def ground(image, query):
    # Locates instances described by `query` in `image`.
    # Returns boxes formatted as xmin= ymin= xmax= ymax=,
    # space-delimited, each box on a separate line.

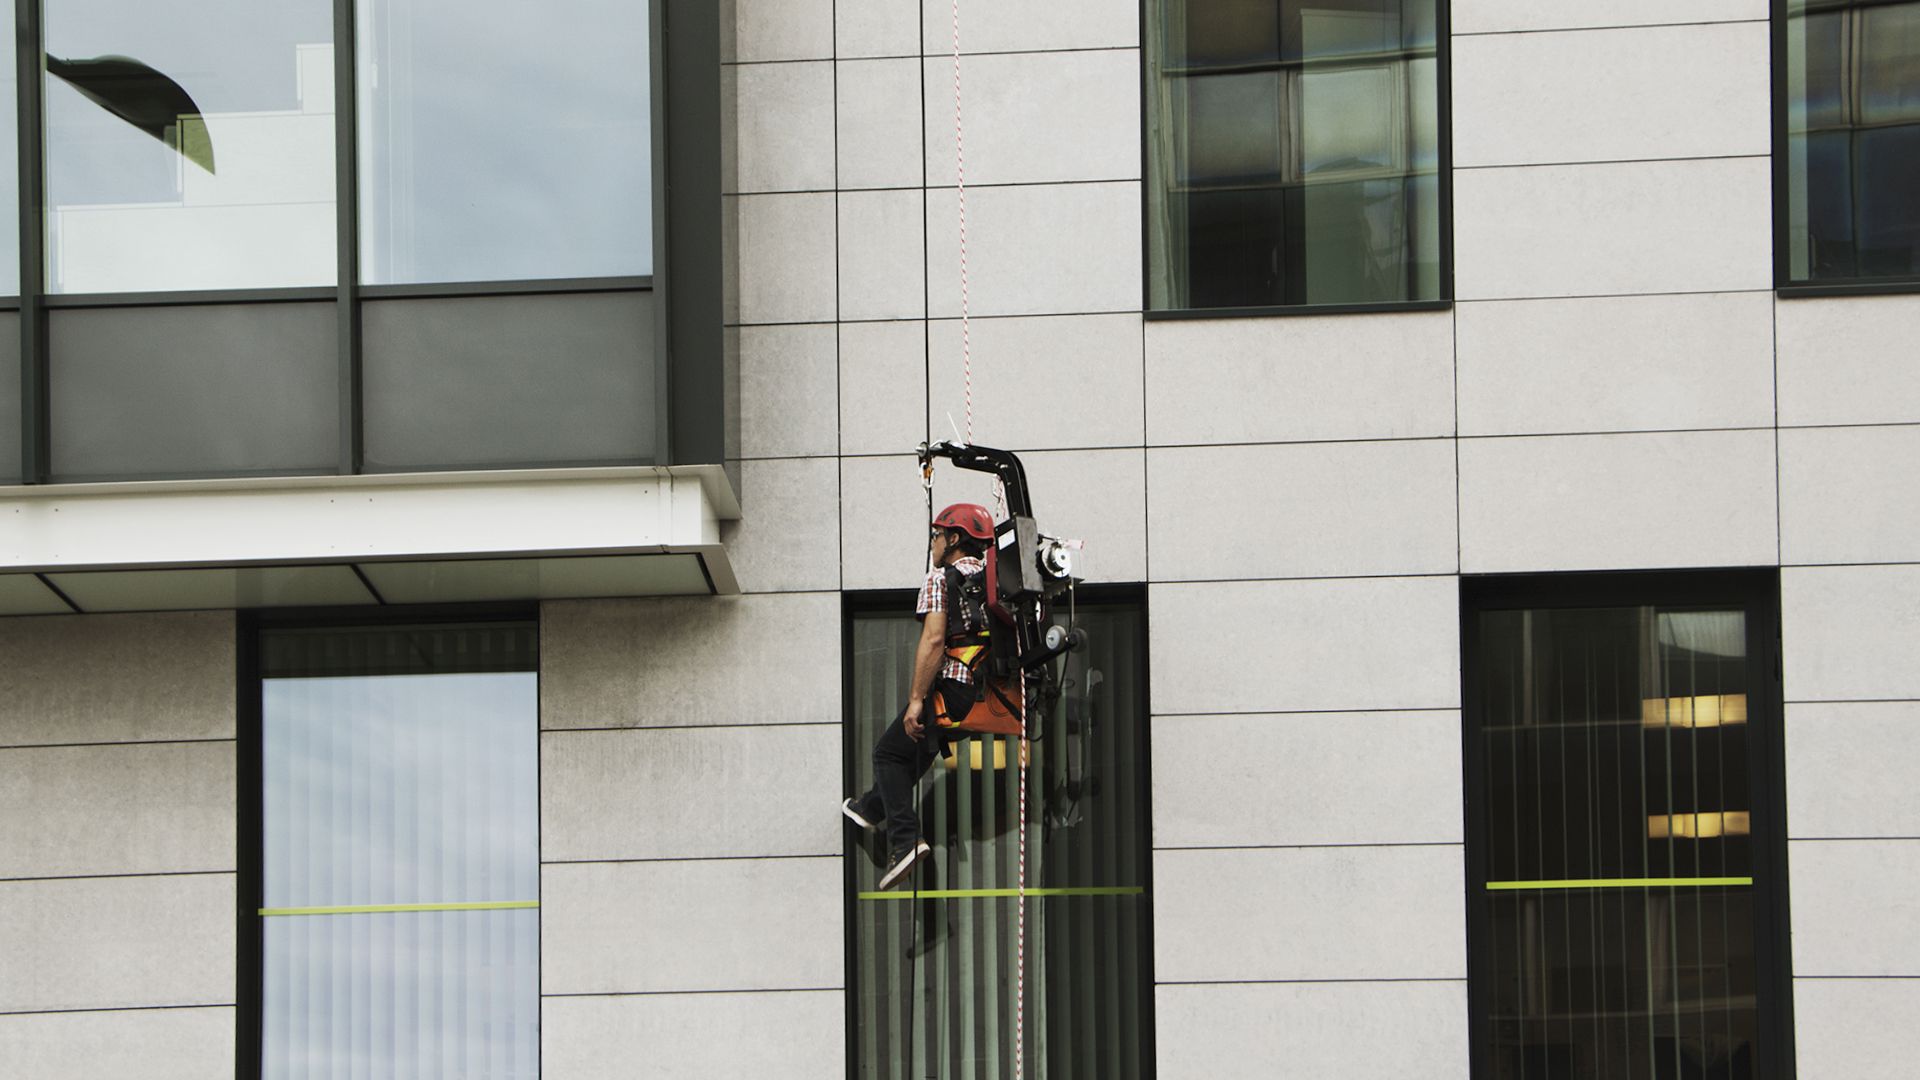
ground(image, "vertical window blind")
xmin=845 ymin=600 xmax=1152 ymax=1078
xmin=1470 ymin=597 xmax=1774 ymax=1080
xmin=257 ymin=623 xmax=539 ymax=1079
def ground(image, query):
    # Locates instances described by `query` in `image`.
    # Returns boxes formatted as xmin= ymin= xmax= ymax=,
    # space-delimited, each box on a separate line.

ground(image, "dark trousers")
xmin=851 ymin=679 xmax=974 ymax=855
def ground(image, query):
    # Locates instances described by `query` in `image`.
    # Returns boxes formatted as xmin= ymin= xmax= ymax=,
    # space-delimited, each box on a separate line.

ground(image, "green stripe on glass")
xmin=857 ymin=886 xmax=1145 ymax=902
xmin=1486 ymin=877 xmax=1752 ymax=892
xmin=259 ymin=900 xmax=541 ymax=916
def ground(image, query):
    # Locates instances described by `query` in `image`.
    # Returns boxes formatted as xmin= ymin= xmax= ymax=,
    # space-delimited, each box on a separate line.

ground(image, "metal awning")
xmin=0 ymin=466 xmax=740 ymax=615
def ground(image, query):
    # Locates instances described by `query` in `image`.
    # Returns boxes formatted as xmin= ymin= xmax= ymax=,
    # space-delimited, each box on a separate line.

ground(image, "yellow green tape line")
xmin=259 ymin=901 xmax=540 ymax=916
xmin=1487 ymin=877 xmax=1751 ymax=892
xmin=858 ymin=886 xmax=1143 ymax=901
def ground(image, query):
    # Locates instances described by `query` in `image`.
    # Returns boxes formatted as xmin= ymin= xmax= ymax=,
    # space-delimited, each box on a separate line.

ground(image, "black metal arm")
xmin=916 ymin=440 xmax=1035 ymax=519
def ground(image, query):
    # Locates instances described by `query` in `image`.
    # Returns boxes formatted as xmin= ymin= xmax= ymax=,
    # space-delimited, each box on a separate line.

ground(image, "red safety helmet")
xmin=933 ymin=502 xmax=995 ymax=542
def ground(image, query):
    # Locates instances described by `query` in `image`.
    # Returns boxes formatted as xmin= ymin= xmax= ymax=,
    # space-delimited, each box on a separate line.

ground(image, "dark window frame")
xmin=1459 ymin=569 xmax=1796 ymax=1080
xmin=8 ymin=0 xmax=726 ymax=482
xmin=839 ymin=583 xmax=1157 ymax=1080
xmin=236 ymin=602 xmax=542 ymax=1080
xmin=1138 ymin=0 xmax=1455 ymax=320
xmin=1772 ymin=0 xmax=1920 ymax=298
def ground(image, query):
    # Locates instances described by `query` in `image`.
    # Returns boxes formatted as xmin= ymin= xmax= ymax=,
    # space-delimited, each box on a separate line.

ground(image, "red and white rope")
xmin=1016 ymin=679 xmax=1028 ymax=1080
xmin=949 ymin=4 xmax=1021 ymax=1077
xmin=950 ymin=0 xmax=974 ymax=448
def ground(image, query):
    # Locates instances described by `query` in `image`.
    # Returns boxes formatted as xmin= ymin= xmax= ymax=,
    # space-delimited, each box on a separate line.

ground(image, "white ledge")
xmin=0 ymin=466 xmax=743 ymax=610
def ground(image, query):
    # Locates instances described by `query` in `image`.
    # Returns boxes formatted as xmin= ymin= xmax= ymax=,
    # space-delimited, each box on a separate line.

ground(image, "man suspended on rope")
xmin=842 ymin=502 xmax=997 ymax=890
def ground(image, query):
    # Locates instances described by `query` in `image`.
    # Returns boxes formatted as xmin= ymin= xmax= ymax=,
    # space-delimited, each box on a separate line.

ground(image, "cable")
xmin=907 ymin=758 xmax=923 ymax=1080
xmin=940 ymin=3 xmax=1028 ymax=1066
xmin=1016 ymin=661 xmax=1028 ymax=1080
xmin=909 ymin=467 xmax=934 ymax=1080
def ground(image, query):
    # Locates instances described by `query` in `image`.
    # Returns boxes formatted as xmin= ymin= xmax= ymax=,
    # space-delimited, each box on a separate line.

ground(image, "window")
xmin=44 ymin=0 xmax=337 ymax=293
xmin=1781 ymin=0 xmax=1920 ymax=287
xmin=1145 ymin=0 xmax=1445 ymax=311
xmin=356 ymin=0 xmax=653 ymax=284
xmin=3 ymin=0 xmax=728 ymax=485
xmin=246 ymin=621 xmax=540 ymax=1079
xmin=1462 ymin=572 xmax=1794 ymax=1080
xmin=843 ymin=592 xmax=1153 ymax=1078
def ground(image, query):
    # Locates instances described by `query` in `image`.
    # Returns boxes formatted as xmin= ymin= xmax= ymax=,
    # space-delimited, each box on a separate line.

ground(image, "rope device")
xmin=914 ymin=441 xmax=1084 ymax=1079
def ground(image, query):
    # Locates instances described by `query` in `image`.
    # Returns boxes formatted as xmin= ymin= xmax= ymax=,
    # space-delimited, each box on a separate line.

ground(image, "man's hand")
xmin=903 ymin=698 xmax=926 ymax=740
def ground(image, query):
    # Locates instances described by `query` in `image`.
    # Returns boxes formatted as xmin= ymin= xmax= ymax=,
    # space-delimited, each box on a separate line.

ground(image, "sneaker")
xmin=877 ymin=841 xmax=932 ymax=891
xmin=842 ymin=797 xmax=880 ymax=832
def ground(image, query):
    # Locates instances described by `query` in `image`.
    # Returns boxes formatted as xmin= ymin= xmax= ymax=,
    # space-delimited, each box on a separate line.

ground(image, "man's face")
xmin=929 ymin=528 xmax=951 ymax=563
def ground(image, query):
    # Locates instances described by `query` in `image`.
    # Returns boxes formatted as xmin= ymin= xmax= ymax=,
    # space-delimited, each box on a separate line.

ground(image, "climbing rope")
xmin=950 ymin=0 xmax=973 ymax=449
xmin=947 ymin=5 xmax=1026 ymax=1075
xmin=907 ymin=5 xmax=1024 ymax=1077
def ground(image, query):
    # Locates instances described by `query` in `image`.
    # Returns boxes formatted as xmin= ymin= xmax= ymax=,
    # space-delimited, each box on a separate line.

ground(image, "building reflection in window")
xmin=1474 ymin=604 xmax=1762 ymax=1080
xmin=1785 ymin=0 xmax=1920 ymax=283
xmin=1146 ymin=0 xmax=1442 ymax=309
xmin=44 ymin=0 xmax=337 ymax=293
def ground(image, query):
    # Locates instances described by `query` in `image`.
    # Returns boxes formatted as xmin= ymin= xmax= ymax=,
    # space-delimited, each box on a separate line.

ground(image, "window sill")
xmin=1776 ymin=280 xmax=1920 ymax=300
xmin=1144 ymin=299 xmax=1452 ymax=320
xmin=18 ymin=277 xmax=655 ymax=309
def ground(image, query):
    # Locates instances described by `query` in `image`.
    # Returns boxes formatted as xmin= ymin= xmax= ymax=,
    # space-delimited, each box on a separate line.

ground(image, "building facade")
xmin=3 ymin=0 xmax=1917 ymax=1076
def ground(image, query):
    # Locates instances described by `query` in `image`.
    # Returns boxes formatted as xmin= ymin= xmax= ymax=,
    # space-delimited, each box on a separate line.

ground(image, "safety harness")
xmin=931 ymin=555 xmax=1026 ymax=736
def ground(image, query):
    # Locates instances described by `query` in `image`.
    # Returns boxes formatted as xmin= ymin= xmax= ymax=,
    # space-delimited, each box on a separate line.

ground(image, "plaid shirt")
xmin=917 ymin=555 xmax=986 ymax=683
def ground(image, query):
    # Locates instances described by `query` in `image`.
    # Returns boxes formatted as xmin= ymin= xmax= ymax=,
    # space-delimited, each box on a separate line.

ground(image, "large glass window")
xmin=1463 ymin=573 xmax=1793 ymax=1080
xmin=1783 ymin=0 xmax=1920 ymax=286
xmin=356 ymin=0 xmax=653 ymax=285
xmin=844 ymin=594 xmax=1152 ymax=1078
xmin=255 ymin=622 xmax=539 ymax=1079
xmin=43 ymin=0 xmax=337 ymax=293
xmin=1146 ymin=0 xmax=1443 ymax=310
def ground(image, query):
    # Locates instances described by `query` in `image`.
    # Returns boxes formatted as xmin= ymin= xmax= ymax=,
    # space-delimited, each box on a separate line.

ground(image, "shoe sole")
xmin=842 ymin=799 xmax=880 ymax=831
xmin=878 ymin=841 xmax=932 ymax=890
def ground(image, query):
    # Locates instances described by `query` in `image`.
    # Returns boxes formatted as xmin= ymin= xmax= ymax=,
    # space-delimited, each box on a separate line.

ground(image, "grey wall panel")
xmin=0 ymin=741 xmax=235 ymax=878
xmin=1794 ymin=977 xmax=1920 ymax=1080
xmin=543 ymin=991 xmax=844 ymax=1079
xmin=0 ymin=611 xmax=236 ymax=746
xmin=1157 ymin=982 xmax=1468 ymax=1080
xmin=0 ymin=313 xmax=18 ymax=483
xmin=1153 ymin=711 xmax=1464 ymax=849
xmin=0 ymin=1007 xmax=234 ymax=1080
xmin=0 ymin=874 xmax=235 ymax=1012
xmin=541 ymin=857 xmax=840 ymax=995
xmin=540 ymin=594 xmax=840 ymax=730
xmin=49 ymin=303 xmax=336 ymax=482
xmin=1154 ymin=846 xmax=1467 ymax=983
xmin=362 ymin=292 xmax=657 ymax=471
xmin=541 ymin=725 xmax=838 ymax=863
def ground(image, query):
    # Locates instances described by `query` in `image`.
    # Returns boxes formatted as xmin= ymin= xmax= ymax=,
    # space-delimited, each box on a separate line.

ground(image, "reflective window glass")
xmin=43 ymin=0 xmax=336 ymax=293
xmin=1147 ymin=0 xmax=1443 ymax=309
xmin=845 ymin=598 xmax=1152 ymax=1077
xmin=1785 ymin=0 xmax=1920 ymax=283
xmin=258 ymin=623 xmax=539 ymax=1080
xmin=357 ymin=0 xmax=652 ymax=284
xmin=0 ymin=0 xmax=17 ymax=297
